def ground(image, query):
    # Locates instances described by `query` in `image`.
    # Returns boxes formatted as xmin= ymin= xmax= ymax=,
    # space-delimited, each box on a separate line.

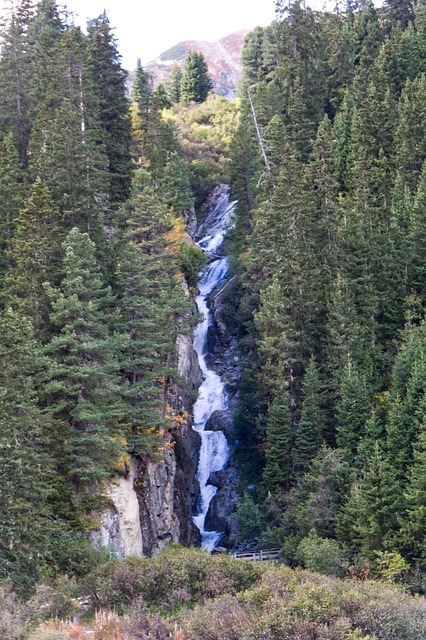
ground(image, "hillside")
xmin=145 ymin=29 xmax=249 ymax=100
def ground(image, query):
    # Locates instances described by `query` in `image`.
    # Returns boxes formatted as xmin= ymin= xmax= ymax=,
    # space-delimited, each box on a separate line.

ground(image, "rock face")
xmin=133 ymin=333 xmax=203 ymax=554
xmin=203 ymin=278 xmax=241 ymax=545
xmin=205 ymin=467 xmax=239 ymax=532
xmin=92 ymin=283 xmax=202 ymax=557
xmin=90 ymin=458 xmax=143 ymax=557
xmin=144 ymin=30 xmax=250 ymax=101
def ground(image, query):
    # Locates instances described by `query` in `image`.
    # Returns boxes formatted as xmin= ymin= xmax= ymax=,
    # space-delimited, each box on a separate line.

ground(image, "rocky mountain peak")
xmin=145 ymin=29 xmax=250 ymax=100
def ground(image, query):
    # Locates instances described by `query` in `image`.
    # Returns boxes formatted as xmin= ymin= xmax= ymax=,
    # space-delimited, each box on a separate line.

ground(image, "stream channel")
xmin=192 ymin=186 xmax=236 ymax=551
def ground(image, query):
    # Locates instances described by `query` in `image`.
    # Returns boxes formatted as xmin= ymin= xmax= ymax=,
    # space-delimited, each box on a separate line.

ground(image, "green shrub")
xmin=297 ymin=530 xmax=349 ymax=577
xmin=178 ymin=242 xmax=206 ymax=288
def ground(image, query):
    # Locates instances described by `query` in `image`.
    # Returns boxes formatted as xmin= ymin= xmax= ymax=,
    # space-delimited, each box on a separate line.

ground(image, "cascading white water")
xmin=192 ymin=187 xmax=236 ymax=551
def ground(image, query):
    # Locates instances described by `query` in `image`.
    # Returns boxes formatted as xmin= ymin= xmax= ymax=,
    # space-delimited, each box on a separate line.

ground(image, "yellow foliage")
xmin=114 ymin=451 xmax=132 ymax=476
xmin=165 ymin=402 xmax=190 ymax=431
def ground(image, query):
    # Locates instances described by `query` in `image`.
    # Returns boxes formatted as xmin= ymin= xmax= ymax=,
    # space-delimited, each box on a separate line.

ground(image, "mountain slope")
xmin=145 ymin=29 xmax=250 ymax=100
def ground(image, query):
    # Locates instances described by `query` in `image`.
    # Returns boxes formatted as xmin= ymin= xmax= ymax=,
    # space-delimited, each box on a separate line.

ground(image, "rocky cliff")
xmin=145 ymin=30 xmax=249 ymax=100
xmin=91 ymin=263 xmax=203 ymax=557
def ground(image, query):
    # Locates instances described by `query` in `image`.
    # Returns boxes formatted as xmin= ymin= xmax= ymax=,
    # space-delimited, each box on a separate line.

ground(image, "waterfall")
xmin=192 ymin=186 xmax=236 ymax=551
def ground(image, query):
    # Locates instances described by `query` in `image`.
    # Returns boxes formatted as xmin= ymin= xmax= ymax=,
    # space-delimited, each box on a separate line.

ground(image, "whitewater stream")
xmin=192 ymin=187 xmax=236 ymax=551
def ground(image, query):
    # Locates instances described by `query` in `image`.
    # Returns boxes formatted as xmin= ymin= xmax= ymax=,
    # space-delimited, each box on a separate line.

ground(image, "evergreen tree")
xmin=180 ymin=51 xmax=212 ymax=103
xmin=385 ymin=331 xmax=426 ymax=478
xmin=294 ymin=357 xmax=326 ymax=473
xmin=254 ymin=147 xmax=324 ymax=393
xmin=0 ymin=307 xmax=53 ymax=592
xmin=45 ymin=228 xmax=125 ymax=490
xmin=335 ymin=358 xmax=370 ymax=462
xmin=290 ymin=446 xmax=352 ymax=540
xmin=87 ymin=12 xmax=132 ymax=203
xmin=401 ymin=420 xmax=426 ymax=567
xmin=142 ymin=89 xmax=179 ymax=186
xmin=394 ymin=74 xmax=426 ymax=193
xmin=166 ymin=63 xmax=182 ymax=104
xmin=118 ymin=170 xmax=192 ymax=450
xmin=0 ymin=1 xmax=34 ymax=165
xmin=3 ymin=177 xmax=62 ymax=337
xmin=338 ymin=444 xmax=403 ymax=555
xmin=0 ymin=132 xmax=26 ymax=271
xmin=159 ymin=151 xmax=194 ymax=212
xmin=28 ymin=26 xmax=110 ymax=233
xmin=410 ymin=161 xmax=426 ymax=300
xmin=263 ymin=389 xmax=293 ymax=493
xmin=132 ymin=58 xmax=152 ymax=130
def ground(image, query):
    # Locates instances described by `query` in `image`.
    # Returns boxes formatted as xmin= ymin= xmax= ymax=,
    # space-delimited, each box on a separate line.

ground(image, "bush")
xmin=0 ymin=586 xmax=33 ymax=640
xmin=297 ymin=530 xmax=349 ymax=577
xmin=82 ymin=545 xmax=262 ymax=614
xmin=178 ymin=242 xmax=206 ymax=289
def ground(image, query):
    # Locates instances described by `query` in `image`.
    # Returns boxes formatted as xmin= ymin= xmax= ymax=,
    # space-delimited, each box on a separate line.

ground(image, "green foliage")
xmin=0 ymin=308 xmax=53 ymax=593
xmin=3 ymin=178 xmax=62 ymax=337
xmin=169 ymin=96 xmax=239 ymax=208
xmin=45 ymin=227 xmax=125 ymax=489
xmin=166 ymin=64 xmax=183 ymax=104
xmin=234 ymin=492 xmax=265 ymax=544
xmin=180 ymin=51 xmax=212 ymax=104
xmin=263 ymin=389 xmax=293 ymax=492
xmin=0 ymin=133 xmax=26 ymax=272
xmin=296 ymin=530 xmax=348 ymax=577
xmin=374 ymin=550 xmax=410 ymax=582
xmin=178 ymin=241 xmax=206 ymax=289
xmin=87 ymin=12 xmax=133 ymax=203
xmin=132 ymin=58 xmax=152 ymax=128
xmin=82 ymin=546 xmax=262 ymax=614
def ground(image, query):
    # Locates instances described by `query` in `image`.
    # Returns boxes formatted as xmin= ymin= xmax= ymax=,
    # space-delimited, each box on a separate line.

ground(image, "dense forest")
xmin=227 ymin=0 xmax=426 ymax=593
xmin=1 ymin=0 xmax=426 ymax=636
xmin=0 ymin=0 xmax=209 ymax=593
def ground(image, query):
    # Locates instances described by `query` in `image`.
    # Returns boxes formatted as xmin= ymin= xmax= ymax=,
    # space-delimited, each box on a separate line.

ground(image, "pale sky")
xmin=63 ymin=0 xmax=277 ymax=69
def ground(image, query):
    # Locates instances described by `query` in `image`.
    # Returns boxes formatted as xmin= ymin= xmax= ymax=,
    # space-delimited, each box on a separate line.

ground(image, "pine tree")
xmin=142 ymin=89 xmax=179 ymax=186
xmin=87 ymin=12 xmax=132 ymax=203
xmin=383 ymin=0 xmax=414 ymax=29
xmin=28 ymin=27 xmax=110 ymax=233
xmin=0 ymin=307 xmax=53 ymax=591
xmin=338 ymin=444 xmax=403 ymax=555
xmin=291 ymin=446 xmax=352 ymax=539
xmin=385 ymin=331 xmax=426 ymax=478
xmin=180 ymin=51 xmax=212 ymax=103
xmin=0 ymin=132 xmax=26 ymax=272
xmin=401 ymin=421 xmax=426 ymax=567
xmin=294 ymin=357 xmax=326 ymax=473
xmin=394 ymin=74 xmax=426 ymax=193
xmin=166 ymin=64 xmax=182 ymax=104
xmin=159 ymin=151 xmax=194 ymax=212
xmin=45 ymin=228 xmax=125 ymax=490
xmin=132 ymin=58 xmax=152 ymax=130
xmin=410 ymin=161 xmax=426 ymax=300
xmin=118 ymin=170 xmax=192 ymax=450
xmin=335 ymin=358 xmax=370 ymax=462
xmin=263 ymin=389 xmax=293 ymax=493
xmin=0 ymin=1 xmax=34 ymax=165
xmin=254 ymin=147 xmax=325 ymax=393
xmin=3 ymin=177 xmax=62 ymax=337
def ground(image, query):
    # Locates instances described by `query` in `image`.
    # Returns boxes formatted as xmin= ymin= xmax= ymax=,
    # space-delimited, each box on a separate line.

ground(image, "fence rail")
xmin=231 ymin=548 xmax=281 ymax=562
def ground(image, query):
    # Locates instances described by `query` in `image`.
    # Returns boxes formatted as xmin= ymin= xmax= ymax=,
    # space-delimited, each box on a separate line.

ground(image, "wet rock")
xmin=205 ymin=410 xmax=233 ymax=438
xmin=205 ymin=467 xmax=239 ymax=533
xmin=185 ymin=209 xmax=198 ymax=240
xmin=177 ymin=333 xmax=203 ymax=392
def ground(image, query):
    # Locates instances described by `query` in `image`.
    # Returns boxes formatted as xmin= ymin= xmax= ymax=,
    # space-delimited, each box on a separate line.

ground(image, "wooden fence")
xmin=231 ymin=548 xmax=281 ymax=562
